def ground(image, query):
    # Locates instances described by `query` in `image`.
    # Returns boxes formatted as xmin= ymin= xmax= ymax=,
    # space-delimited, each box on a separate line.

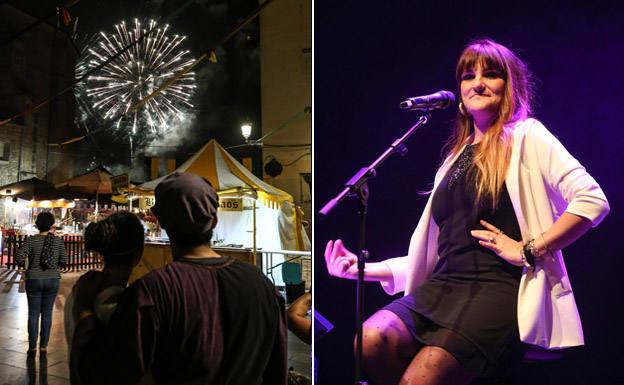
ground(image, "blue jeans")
xmin=25 ymin=278 xmax=60 ymax=350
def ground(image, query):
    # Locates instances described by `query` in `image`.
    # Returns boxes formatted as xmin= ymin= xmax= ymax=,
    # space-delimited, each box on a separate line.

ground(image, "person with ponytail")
xmin=16 ymin=211 xmax=67 ymax=359
xmin=325 ymin=38 xmax=610 ymax=384
xmin=64 ymin=212 xmax=144 ymax=352
xmin=70 ymin=173 xmax=287 ymax=385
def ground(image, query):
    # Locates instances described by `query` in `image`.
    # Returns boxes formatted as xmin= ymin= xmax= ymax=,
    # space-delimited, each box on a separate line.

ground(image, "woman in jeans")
xmin=16 ymin=212 xmax=67 ymax=358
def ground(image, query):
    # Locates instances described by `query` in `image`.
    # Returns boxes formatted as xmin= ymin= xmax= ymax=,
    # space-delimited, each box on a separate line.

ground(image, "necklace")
xmin=448 ymin=144 xmax=476 ymax=189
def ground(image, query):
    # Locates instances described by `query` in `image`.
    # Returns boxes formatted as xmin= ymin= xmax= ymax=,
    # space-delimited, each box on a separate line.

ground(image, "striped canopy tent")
xmin=132 ymin=140 xmax=307 ymax=259
xmin=133 ymin=139 xmax=293 ymax=208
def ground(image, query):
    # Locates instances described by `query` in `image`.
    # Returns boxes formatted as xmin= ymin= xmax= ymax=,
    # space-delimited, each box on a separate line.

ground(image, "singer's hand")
xmin=471 ymin=220 xmax=525 ymax=266
xmin=324 ymin=239 xmax=358 ymax=279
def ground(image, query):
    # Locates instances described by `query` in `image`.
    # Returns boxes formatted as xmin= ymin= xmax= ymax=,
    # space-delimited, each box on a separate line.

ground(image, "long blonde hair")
xmin=446 ymin=39 xmax=534 ymax=209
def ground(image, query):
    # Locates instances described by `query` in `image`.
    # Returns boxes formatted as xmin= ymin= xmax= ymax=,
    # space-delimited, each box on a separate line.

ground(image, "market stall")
xmin=56 ymin=165 xmax=114 ymax=217
xmin=0 ymin=177 xmax=77 ymax=233
xmin=129 ymin=139 xmax=310 ymax=285
xmin=0 ymin=178 xmax=87 ymax=268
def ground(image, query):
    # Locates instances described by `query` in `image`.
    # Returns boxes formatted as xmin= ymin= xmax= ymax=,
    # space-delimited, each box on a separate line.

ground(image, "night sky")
xmin=9 ymin=0 xmax=262 ymax=180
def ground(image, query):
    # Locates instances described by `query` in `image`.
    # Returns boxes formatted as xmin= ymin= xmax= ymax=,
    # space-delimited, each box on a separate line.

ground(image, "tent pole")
xmin=3 ymin=198 xmax=7 ymax=228
xmin=253 ymin=199 xmax=256 ymax=266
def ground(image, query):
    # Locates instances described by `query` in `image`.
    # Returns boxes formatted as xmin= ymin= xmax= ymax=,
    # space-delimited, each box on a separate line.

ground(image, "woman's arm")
xmin=14 ymin=238 xmax=31 ymax=267
xmin=325 ymin=239 xmax=393 ymax=283
xmin=530 ymin=121 xmax=609 ymax=255
xmin=472 ymin=215 xmax=593 ymax=266
xmin=532 ymin=121 xmax=610 ymax=226
xmin=533 ymin=212 xmax=592 ymax=256
xmin=287 ymin=292 xmax=311 ymax=344
xmin=472 ymin=122 xmax=609 ymax=265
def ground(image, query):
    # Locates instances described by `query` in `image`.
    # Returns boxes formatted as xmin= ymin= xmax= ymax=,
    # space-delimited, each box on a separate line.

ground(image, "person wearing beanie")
xmin=70 ymin=172 xmax=287 ymax=385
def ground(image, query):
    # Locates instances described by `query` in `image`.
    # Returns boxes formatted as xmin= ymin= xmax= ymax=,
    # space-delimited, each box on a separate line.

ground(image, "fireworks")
xmin=76 ymin=19 xmax=196 ymax=141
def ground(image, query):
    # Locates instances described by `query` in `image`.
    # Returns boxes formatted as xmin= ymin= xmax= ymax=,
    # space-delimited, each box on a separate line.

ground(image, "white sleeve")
xmin=379 ymin=256 xmax=408 ymax=295
xmin=527 ymin=120 xmax=610 ymax=226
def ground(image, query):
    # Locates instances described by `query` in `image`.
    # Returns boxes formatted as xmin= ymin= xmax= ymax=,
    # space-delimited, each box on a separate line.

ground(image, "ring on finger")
xmin=490 ymin=236 xmax=496 ymax=244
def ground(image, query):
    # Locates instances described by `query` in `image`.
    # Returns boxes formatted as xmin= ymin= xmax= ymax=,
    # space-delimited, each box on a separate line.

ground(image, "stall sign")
xmin=139 ymin=196 xmax=155 ymax=209
xmin=218 ymin=198 xmax=243 ymax=211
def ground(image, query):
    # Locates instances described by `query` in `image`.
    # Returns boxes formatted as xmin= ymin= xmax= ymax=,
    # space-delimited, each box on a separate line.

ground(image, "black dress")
xmin=383 ymin=144 xmax=524 ymax=377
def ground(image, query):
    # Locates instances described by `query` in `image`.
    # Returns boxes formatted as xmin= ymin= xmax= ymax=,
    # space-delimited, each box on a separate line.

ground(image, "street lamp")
xmin=241 ymin=123 xmax=252 ymax=143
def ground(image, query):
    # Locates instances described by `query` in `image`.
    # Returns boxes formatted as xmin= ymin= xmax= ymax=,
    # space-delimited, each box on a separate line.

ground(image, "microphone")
xmin=400 ymin=90 xmax=455 ymax=111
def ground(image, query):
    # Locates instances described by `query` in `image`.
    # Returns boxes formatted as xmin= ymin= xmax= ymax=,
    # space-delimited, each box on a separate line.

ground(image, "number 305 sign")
xmin=218 ymin=198 xmax=243 ymax=211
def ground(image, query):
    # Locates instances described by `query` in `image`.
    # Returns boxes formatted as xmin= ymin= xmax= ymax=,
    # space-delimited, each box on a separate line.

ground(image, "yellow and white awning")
xmin=131 ymin=139 xmax=293 ymax=207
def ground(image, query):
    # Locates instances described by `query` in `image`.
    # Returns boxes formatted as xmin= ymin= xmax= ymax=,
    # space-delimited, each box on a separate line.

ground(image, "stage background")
xmin=314 ymin=1 xmax=624 ymax=384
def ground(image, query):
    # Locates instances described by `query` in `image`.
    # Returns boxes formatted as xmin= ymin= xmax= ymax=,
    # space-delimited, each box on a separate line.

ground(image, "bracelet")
xmin=523 ymin=239 xmax=536 ymax=267
xmin=519 ymin=245 xmax=532 ymax=268
xmin=539 ymin=232 xmax=551 ymax=254
xmin=527 ymin=239 xmax=540 ymax=259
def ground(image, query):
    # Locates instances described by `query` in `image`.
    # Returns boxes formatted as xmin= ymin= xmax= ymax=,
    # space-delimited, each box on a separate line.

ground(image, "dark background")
xmin=314 ymin=1 xmax=624 ymax=384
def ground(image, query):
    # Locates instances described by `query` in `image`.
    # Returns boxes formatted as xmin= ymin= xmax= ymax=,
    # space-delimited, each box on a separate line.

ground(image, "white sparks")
xmin=79 ymin=18 xmax=196 ymax=140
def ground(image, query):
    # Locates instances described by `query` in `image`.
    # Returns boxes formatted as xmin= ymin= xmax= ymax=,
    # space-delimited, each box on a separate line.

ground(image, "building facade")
xmin=259 ymin=0 xmax=312 ymax=232
xmin=0 ymin=4 xmax=79 ymax=186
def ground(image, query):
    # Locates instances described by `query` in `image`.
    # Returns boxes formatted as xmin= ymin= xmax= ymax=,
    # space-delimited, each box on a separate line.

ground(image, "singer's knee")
xmin=358 ymin=310 xmax=413 ymax=363
xmin=357 ymin=324 xmax=386 ymax=364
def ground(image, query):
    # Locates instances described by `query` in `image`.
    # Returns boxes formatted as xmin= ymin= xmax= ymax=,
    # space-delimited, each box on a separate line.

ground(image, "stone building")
xmin=259 ymin=0 xmax=312 ymax=232
xmin=0 ymin=4 xmax=79 ymax=186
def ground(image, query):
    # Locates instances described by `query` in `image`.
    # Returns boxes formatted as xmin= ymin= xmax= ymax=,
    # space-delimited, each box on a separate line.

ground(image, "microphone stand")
xmin=319 ymin=112 xmax=432 ymax=385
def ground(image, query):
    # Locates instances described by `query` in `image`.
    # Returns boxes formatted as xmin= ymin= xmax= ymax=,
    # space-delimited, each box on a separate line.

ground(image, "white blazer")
xmin=380 ymin=118 xmax=610 ymax=349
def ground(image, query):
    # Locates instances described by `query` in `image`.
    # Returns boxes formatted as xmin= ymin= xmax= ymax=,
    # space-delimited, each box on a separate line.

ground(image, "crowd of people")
xmin=16 ymin=172 xmax=293 ymax=385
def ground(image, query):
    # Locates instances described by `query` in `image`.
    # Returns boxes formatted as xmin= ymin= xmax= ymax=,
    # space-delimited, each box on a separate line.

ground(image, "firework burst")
xmin=76 ymin=18 xmax=196 ymax=142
